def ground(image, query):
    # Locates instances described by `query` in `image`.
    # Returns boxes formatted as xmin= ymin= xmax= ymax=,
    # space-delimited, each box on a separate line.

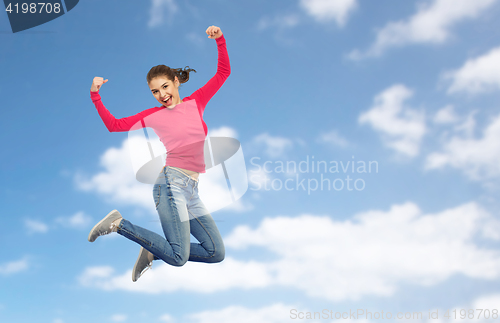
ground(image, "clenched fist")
xmin=91 ymin=77 xmax=108 ymax=92
xmin=206 ymin=25 xmax=223 ymax=39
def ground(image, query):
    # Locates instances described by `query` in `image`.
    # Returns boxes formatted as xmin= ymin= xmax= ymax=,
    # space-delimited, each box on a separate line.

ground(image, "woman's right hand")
xmin=91 ymin=77 xmax=108 ymax=92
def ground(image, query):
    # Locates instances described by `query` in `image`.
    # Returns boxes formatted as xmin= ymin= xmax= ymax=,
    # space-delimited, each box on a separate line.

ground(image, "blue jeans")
xmin=117 ymin=166 xmax=225 ymax=266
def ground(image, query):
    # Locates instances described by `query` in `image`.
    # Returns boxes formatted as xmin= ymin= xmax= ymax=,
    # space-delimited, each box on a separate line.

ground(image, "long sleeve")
xmin=184 ymin=34 xmax=231 ymax=116
xmin=91 ymin=90 xmax=157 ymax=132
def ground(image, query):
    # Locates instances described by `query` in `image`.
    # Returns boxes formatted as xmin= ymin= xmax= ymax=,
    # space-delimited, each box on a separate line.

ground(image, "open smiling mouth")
xmin=162 ymin=96 xmax=172 ymax=105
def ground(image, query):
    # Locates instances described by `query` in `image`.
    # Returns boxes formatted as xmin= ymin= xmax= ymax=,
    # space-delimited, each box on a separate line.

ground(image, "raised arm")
xmin=90 ymin=77 xmax=156 ymax=132
xmin=185 ymin=26 xmax=231 ymax=115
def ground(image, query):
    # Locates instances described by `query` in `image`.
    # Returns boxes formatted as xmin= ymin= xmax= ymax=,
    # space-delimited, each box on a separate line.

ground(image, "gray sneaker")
xmin=87 ymin=210 xmax=122 ymax=242
xmin=132 ymin=247 xmax=154 ymax=282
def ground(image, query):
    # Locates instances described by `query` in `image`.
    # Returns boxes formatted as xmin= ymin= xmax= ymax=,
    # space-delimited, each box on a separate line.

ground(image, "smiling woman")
xmin=87 ymin=25 xmax=231 ymax=283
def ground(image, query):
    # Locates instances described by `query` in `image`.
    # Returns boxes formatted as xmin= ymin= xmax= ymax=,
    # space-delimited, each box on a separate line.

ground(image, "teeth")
xmin=163 ymin=96 xmax=171 ymax=102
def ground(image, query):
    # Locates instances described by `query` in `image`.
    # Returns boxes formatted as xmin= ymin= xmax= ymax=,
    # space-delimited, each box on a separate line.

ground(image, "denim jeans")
xmin=117 ymin=166 xmax=225 ymax=266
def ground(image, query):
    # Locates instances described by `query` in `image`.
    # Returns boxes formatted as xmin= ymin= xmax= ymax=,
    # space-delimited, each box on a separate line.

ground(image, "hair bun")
xmin=147 ymin=65 xmax=197 ymax=84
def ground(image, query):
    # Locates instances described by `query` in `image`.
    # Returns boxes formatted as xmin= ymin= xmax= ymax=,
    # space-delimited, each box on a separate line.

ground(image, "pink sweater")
xmin=91 ymin=35 xmax=230 ymax=173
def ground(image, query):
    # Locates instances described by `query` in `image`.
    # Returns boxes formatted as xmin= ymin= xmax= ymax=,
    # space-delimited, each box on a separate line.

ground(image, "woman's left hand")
xmin=206 ymin=25 xmax=223 ymax=39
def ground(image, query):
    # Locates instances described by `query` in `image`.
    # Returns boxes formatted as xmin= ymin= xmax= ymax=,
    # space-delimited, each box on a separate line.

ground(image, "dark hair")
xmin=147 ymin=65 xmax=197 ymax=85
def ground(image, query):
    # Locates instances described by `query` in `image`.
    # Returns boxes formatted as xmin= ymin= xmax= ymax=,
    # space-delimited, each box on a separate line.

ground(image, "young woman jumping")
xmin=87 ymin=25 xmax=230 ymax=282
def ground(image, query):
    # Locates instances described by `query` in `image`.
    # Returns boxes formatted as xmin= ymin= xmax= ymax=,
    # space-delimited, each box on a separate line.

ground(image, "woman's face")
xmin=149 ymin=76 xmax=181 ymax=109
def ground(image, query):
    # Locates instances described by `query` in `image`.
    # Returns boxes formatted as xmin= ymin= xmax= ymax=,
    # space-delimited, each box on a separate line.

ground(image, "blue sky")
xmin=2 ymin=0 xmax=500 ymax=322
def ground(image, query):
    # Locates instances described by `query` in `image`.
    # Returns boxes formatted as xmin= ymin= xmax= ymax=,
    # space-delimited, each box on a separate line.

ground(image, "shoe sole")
xmin=87 ymin=209 xmax=121 ymax=242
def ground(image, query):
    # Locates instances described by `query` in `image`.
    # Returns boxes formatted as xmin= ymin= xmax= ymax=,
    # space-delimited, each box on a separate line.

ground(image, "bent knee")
xmin=212 ymin=246 xmax=225 ymax=263
xmin=171 ymin=256 xmax=188 ymax=267
xmin=170 ymin=251 xmax=189 ymax=267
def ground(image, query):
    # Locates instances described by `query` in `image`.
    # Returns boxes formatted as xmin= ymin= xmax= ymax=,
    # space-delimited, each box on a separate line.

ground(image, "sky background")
xmin=2 ymin=0 xmax=500 ymax=322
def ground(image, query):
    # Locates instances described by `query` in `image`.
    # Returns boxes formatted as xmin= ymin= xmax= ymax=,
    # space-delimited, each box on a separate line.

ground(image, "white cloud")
xmin=24 ymin=213 xmax=93 ymax=233
xmin=78 ymin=257 xmax=272 ymax=294
xmin=111 ymin=314 xmax=127 ymax=322
xmin=299 ymin=0 xmax=358 ymax=26
xmin=0 ymin=258 xmax=29 ymax=275
xmin=148 ymin=0 xmax=178 ymax=28
xmin=471 ymin=294 xmax=500 ymax=317
xmin=421 ymin=293 xmax=500 ymax=323
xmin=348 ymin=0 xmax=497 ymax=59
xmin=225 ymin=202 xmax=500 ymax=301
xmin=208 ymin=126 xmax=238 ymax=139
xmin=187 ymin=303 xmax=296 ymax=323
xmin=317 ymin=130 xmax=349 ymax=147
xmin=426 ymin=112 xmax=500 ymax=180
xmin=24 ymin=219 xmax=49 ymax=234
xmin=79 ymin=201 xmax=500 ymax=301
xmin=55 ymin=211 xmax=92 ymax=229
xmin=250 ymin=133 xmax=294 ymax=159
xmin=157 ymin=303 xmax=326 ymax=323
xmin=433 ymin=105 xmax=459 ymax=124
xmin=167 ymin=303 xmax=370 ymax=323
xmin=75 ymin=138 xmax=155 ymax=213
xmin=78 ymin=266 xmax=115 ymax=286
xmin=359 ymin=84 xmax=426 ymax=157
xmin=444 ymin=46 xmax=500 ymax=94
xmin=257 ymin=0 xmax=357 ymax=32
